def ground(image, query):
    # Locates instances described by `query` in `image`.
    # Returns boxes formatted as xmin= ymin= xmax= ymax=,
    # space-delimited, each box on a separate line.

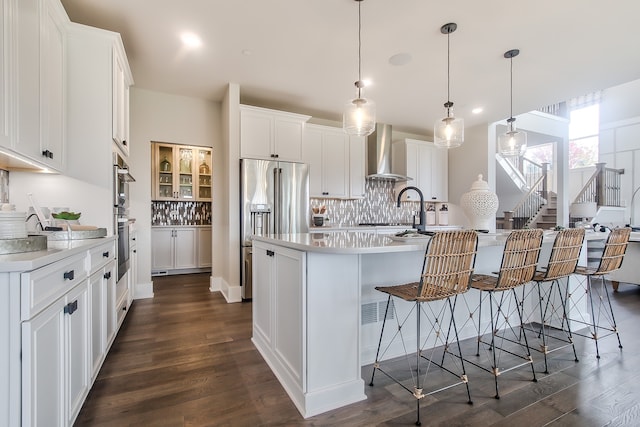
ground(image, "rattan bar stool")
xmin=568 ymin=227 xmax=631 ymax=359
xmin=461 ymin=228 xmax=544 ymax=399
xmin=521 ymin=228 xmax=585 ymax=374
xmin=369 ymin=230 xmax=478 ymax=426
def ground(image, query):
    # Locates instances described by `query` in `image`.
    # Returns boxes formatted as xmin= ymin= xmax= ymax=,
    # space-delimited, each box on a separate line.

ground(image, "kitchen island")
xmin=251 ymin=231 xmax=593 ymax=418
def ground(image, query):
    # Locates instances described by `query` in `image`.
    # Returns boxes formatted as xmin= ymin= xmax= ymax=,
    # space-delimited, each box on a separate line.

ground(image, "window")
xmin=568 ymin=104 xmax=599 ymax=169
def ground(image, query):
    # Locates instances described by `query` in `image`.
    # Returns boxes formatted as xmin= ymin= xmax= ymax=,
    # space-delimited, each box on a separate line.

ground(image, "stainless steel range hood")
xmin=366 ymin=123 xmax=410 ymax=182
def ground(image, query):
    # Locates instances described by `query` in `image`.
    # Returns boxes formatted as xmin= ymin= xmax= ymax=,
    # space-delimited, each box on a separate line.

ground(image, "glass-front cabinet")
xmin=152 ymin=142 xmax=212 ymax=201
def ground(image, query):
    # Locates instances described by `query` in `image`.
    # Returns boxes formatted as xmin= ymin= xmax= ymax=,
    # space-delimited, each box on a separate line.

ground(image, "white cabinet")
xmin=304 ymin=124 xmax=349 ymax=198
xmin=240 ymin=105 xmax=310 ymax=162
xmin=151 ymin=227 xmax=198 ymax=273
xmin=198 ymin=226 xmax=212 ymax=268
xmin=252 ymin=241 xmax=306 ymax=391
xmin=112 ymin=44 xmax=131 ymax=157
xmin=66 ymin=23 xmax=133 ymax=188
xmin=0 ymin=0 xmax=12 ymax=149
xmin=151 ymin=142 xmax=212 ymax=201
xmin=13 ymin=0 xmax=67 ymax=171
xmin=303 ymin=124 xmax=365 ymax=199
xmin=393 ymin=138 xmax=448 ymax=202
xmin=21 ymin=255 xmax=91 ymax=427
xmin=349 ymin=135 xmax=366 ymax=198
xmin=129 ymin=229 xmax=137 ymax=303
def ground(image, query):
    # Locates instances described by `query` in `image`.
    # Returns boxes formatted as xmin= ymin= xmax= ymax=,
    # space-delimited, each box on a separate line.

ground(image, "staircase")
xmin=531 ymin=193 xmax=557 ymax=230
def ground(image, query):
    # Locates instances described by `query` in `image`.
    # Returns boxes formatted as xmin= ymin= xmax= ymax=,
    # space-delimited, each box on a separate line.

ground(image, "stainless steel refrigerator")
xmin=240 ymin=158 xmax=309 ymax=300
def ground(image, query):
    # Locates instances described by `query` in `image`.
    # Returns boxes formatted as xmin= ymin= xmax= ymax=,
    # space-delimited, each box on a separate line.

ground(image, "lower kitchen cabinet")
xmin=151 ymin=226 xmax=211 ymax=275
xmin=3 ymin=237 xmax=124 ymax=427
xmin=22 ymin=266 xmax=91 ymax=427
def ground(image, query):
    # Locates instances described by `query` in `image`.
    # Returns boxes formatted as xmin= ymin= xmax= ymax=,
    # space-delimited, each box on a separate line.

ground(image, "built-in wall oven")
xmin=114 ymin=153 xmax=135 ymax=282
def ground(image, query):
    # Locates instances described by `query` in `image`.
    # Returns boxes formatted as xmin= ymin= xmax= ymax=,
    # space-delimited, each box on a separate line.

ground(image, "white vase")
xmin=460 ymin=174 xmax=499 ymax=231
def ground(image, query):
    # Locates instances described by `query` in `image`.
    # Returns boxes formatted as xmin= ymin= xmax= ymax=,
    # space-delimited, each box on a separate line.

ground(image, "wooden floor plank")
xmin=75 ymin=274 xmax=640 ymax=426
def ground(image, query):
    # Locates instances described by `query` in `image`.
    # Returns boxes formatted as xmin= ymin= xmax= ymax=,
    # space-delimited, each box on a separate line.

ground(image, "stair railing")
xmin=572 ymin=163 xmax=624 ymax=207
xmin=508 ymin=173 xmax=548 ymax=229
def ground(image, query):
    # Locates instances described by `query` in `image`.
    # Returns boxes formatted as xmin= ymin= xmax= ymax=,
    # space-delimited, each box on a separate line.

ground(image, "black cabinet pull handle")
xmin=63 ymin=270 xmax=75 ymax=280
xmin=133 ymin=250 xmax=137 ymax=253
xmin=103 ymin=251 xmax=109 ymax=257
xmin=104 ymin=271 xmax=111 ymax=279
xmin=123 ymin=140 xmax=127 ymax=146
xmin=41 ymin=149 xmax=53 ymax=159
xmin=266 ymin=249 xmax=275 ymax=257
xmin=64 ymin=300 xmax=78 ymax=315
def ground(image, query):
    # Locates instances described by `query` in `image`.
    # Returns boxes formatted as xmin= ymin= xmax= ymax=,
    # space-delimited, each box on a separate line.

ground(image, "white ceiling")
xmin=60 ymin=0 xmax=640 ymax=135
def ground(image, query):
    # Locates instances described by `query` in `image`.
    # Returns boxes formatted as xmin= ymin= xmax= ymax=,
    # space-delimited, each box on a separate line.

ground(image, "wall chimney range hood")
xmin=366 ymin=123 xmax=410 ymax=182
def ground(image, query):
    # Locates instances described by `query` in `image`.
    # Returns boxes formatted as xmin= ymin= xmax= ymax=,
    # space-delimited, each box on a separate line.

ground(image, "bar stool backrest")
xmin=418 ymin=230 xmax=478 ymax=299
xmin=543 ymin=228 xmax=586 ymax=281
xmin=494 ymin=229 xmax=544 ymax=290
xmin=593 ymin=227 xmax=631 ymax=275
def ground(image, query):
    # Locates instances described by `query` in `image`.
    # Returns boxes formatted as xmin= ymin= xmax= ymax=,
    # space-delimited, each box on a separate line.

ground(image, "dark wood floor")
xmin=75 ymin=274 xmax=640 ymax=426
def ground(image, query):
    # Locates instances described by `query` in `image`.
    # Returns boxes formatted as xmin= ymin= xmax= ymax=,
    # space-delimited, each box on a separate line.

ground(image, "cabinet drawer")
xmin=89 ymin=240 xmax=116 ymax=273
xmin=115 ymin=272 xmax=127 ymax=304
xmin=116 ymin=290 xmax=128 ymax=327
xmin=21 ymin=253 xmax=88 ymax=321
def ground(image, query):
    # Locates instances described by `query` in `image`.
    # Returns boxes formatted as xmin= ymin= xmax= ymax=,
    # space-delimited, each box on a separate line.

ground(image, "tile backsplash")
xmin=152 ymin=201 xmax=211 ymax=225
xmin=310 ymin=180 xmax=426 ymax=225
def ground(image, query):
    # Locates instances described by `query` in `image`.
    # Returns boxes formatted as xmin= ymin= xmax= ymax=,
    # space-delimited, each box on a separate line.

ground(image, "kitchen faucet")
xmin=397 ymin=186 xmax=426 ymax=231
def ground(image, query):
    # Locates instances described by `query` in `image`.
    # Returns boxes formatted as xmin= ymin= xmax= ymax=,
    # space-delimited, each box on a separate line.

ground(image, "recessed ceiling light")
xmin=388 ymin=53 xmax=412 ymax=66
xmin=361 ymin=79 xmax=373 ymax=87
xmin=180 ymin=32 xmax=202 ymax=49
xmin=472 ymin=107 xmax=484 ymax=114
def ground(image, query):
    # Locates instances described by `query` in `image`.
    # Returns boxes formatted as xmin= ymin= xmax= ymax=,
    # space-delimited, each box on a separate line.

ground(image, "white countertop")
xmin=253 ymin=229 xmax=614 ymax=255
xmin=253 ymin=231 xmax=511 ymax=254
xmin=0 ymin=236 xmax=115 ymax=273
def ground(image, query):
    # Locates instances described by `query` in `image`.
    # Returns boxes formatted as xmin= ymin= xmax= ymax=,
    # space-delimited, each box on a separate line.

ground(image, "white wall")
xmin=599 ymin=78 xmax=640 ymax=225
xmin=129 ymin=88 xmax=223 ymax=297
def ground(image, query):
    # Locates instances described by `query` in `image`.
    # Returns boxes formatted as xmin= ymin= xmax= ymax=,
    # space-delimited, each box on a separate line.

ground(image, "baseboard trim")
xmin=134 ymin=281 xmax=154 ymax=299
xmin=212 ymin=276 xmax=242 ymax=303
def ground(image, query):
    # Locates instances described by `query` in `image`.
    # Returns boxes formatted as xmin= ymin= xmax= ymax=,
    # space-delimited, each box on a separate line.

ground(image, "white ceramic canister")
xmin=460 ymin=174 xmax=499 ymax=231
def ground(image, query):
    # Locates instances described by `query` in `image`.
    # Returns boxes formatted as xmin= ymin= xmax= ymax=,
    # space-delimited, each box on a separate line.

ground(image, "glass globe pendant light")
xmin=498 ymin=49 xmax=527 ymax=157
xmin=434 ymin=23 xmax=464 ymax=148
xmin=343 ymin=0 xmax=376 ymax=136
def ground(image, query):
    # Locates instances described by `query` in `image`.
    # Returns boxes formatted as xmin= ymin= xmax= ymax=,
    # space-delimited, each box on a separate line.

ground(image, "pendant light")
xmin=434 ymin=23 xmax=464 ymax=148
xmin=498 ymin=49 xmax=527 ymax=157
xmin=343 ymin=0 xmax=376 ymax=136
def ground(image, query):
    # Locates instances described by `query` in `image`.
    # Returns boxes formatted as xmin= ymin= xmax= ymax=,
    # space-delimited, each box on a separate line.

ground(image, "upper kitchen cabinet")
xmin=0 ymin=0 xmax=10 ymax=149
xmin=240 ymin=105 xmax=310 ymax=162
xmin=304 ymin=124 xmax=349 ymax=198
xmin=12 ymin=0 xmax=68 ymax=172
xmin=303 ymin=124 xmax=365 ymax=199
xmin=393 ymin=139 xmax=448 ymax=202
xmin=112 ymin=43 xmax=131 ymax=157
xmin=151 ymin=142 xmax=212 ymax=201
xmin=66 ymin=23 xmax=133 ymax=188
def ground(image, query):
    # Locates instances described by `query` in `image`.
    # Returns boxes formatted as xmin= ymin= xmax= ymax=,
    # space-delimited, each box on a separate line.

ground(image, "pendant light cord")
xmin=357 ymin=0 xmax=362 ymax=99
xmin=447 ymin=31 xmax=450 ymax=105
xmin=509 ymin=55 xmax=513 ymax=121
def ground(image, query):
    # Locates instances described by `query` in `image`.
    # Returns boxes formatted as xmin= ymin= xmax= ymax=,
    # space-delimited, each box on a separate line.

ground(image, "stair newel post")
xmin=595 ymin=162 xmax=606 ymax=207
xmin=541 ymin=162 xmax=549 ymax=201
xmin=504 ymin=211 xmax=514 ymax=230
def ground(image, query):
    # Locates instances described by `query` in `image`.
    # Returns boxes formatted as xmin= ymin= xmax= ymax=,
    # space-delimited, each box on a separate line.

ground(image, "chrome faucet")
xmin=397 ymin=186 xmax=425 ymax=231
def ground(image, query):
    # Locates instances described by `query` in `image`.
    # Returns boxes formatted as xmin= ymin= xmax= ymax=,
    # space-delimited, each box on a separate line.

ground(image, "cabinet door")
xmin=151 ymin=228 xmax=175 ymax=270
xmin=273 ymin=117 xmax=304 ymax=162
xmin=321 ymin=131 xmax=349 ymax=198
xmin=66 ymin=281 xmax=90 ymax=425
xmin=89 ymin=270 xmax=106 ymax=380
xmin=15 ymin=0 xmax=65 ymax=171
xmin=429 ymin=145 xmax=448 ymax=201
xmin=252 ymin=242 xmax=273 ymax=346
xmin=198 ymin=227 xmax=212 ymax=268
xmin=0 ymin=0 xmax=11 ymax=149
xmin=22 ymin=297 xmax=65 ymax=427
xmin=40 ymin=0 xmax=65 ymax=171
xmin=112 ymin=48 xmax=130 ymax=156
xmin=176 ymin=146 xmax=195 ymax=199
xmin=195 ymin=148 xmax=212 ymax=201
xmin=400 ymin=142 xmax=420 ymax=201
xmin=105 ymin=261 xmax=117 ymax=347
xmin=240 ymin=109 xmax=273 ymax=159
xmin=349 ymin=135 xmax=366 ymax=198
xmin=303 ymin=127 xmax=323 ymax=197
xmin=153 ymin=143 xmax=177 ymax=200
xmin=174 ymin=228 xmax=197 ymax=269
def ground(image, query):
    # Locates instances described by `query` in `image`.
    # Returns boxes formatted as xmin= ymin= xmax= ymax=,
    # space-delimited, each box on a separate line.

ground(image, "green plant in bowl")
xmin=52 ymin=211 xmax=81 ymax=220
